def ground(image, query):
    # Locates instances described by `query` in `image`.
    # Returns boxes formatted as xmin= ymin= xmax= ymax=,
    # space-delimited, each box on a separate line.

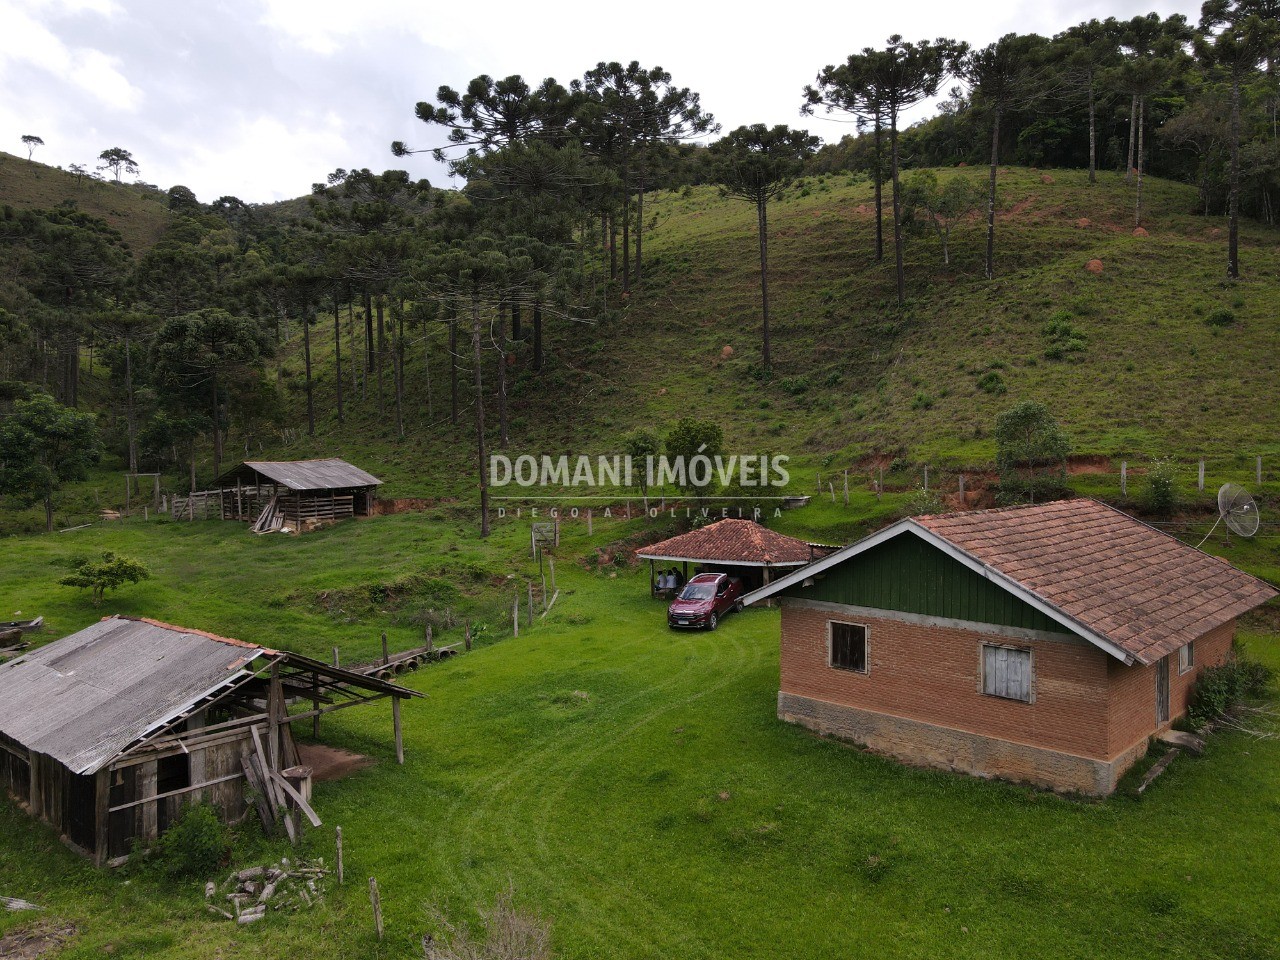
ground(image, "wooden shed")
xmin=213 ymin=459 xmax=382 ymax=532
xmin=637 ymin=518 xmax=832 ymax=594
xmin=0 ymin=616 xmax=421 ymax=864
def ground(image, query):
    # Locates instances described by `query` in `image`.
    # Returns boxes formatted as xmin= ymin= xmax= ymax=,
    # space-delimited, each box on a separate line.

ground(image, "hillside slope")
xmin=260 ymin=167 xmax=1280 ymax=500
xmin=0 ymin=150 xmax=171 ymax=253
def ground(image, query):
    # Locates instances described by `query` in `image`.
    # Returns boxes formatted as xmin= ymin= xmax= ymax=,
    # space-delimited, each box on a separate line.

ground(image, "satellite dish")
xmin=1196 ymin=482 xmax=1260 ymax=546
xmin=1218 ymin=482 xmax=1260 ymax=537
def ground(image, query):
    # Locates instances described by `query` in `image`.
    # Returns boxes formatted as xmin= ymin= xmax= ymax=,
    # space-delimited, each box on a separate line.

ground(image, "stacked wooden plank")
xmin=251 ymin=495 xmax=282 ymax=534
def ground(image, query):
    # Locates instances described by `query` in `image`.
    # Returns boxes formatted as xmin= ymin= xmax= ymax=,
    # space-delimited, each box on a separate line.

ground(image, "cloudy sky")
xmin=1 ymin=0 xmax=1203 ymax=204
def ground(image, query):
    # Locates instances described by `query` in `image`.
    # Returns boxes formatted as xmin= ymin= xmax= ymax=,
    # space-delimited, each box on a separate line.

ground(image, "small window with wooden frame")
xmin=1178 ymin=641 xmax=1194 ymax=675
xmin=829 ymin=621 xmax=868 ymax=674
xmin=980 ymin=643 xmax=1034 ymax=703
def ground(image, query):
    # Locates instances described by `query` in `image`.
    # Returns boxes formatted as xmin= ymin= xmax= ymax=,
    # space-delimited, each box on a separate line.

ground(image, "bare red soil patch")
xmin=296 ymin=743 xmax=373 ymax=782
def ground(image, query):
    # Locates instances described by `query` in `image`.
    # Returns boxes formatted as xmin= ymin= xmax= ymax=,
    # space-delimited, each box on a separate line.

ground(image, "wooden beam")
xmin=268 ymin=662 xmax=282 ymax=772
xmin=268 ymin=770 xmax=322 ymax=827
xmin=108 ymin=772 xmax=244 ymax=813
xmin=392 ymin=695 xmax=404 ymax=765
xmin=138 ymin=760 xmax=158 ymax=841
xmin=93 ymin=767 xmax=110 ymax=867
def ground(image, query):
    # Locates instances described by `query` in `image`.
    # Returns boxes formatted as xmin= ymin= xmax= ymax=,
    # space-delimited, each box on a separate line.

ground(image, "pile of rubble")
xmin=205 ymin=857 xmax=330 ymax=924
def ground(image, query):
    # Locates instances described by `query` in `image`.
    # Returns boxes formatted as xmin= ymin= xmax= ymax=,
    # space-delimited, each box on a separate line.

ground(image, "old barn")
xmin=213 ymin=458 xmax=382 ymax=532
xmin=637 ymin=518 xmax=831 ymax=594
xmin=744 ymin=499 xmax=1277 ymax=795
xmin=0 ymin=616 xmax=421 ymax=864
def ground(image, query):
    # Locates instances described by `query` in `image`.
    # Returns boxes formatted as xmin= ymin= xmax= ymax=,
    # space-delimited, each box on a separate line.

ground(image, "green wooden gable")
xmin=781 ymin=530 xmax=1069 ymax=635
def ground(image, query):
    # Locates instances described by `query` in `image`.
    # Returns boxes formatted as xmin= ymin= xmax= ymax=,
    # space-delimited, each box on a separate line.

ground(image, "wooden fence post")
xmin=425 ymin=624 xmax=433 ymax=654
xmin=527 ymin=582 xmax=535 ymax=623
xmin=959 ymin=474 xmax=965 ymax=500
xmin=392 ymin=696 xmax=403 ymax=765
xmin=1198 ymin=459 xmax=1206 ymax=492
xmin=828 ymin=482 xmax=835 ymax=503
xmin=381 ymin=632 xmax=389 ymax=666
xmin=923 ymin=465 xmax=929 ymax=493
xmin=1257 ymin=456 xmax=1263 ymax=485
xmin=843 ymin=470 xmax=849 ymax=507
xmin=464 ymin=621 xmax=472 ymax=652
xmin=877 ymin=465 xmax=883 ymax=500
xmin=332 ymin=647 xmax=340 ymax=668
xmin=1121 ymin=461 xmax=1127 ymax=498
xmin=512 ymin=596 xmax=519 ymax=638
xmin=369 ymin=877 xmax=383 ymax=940
xmin=335 ymin=826 xmax=344 ymax=884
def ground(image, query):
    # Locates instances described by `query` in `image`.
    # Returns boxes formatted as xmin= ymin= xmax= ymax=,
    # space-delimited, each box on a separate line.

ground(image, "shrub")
xmin=1141 ymin=457 xmax=1178 ymax=516
xmin=904 ymin=485 xmax=944 ymax=516
xmin=1206 ymin=308 xmax=1236 ymax=327
xmin=911 ymin=392 xmax=934 ymax=411
xmin=976 ymin=371 xmax=1007 ymax=395
xmin=1188 ymin=658 xmax=1275 ymax=728
xmin=58 ymin=551 xmax=150 ymax=605
xmin=779 ymin=376 xmax=810 ymax=396
xmin=150 ymin=804 xmax=228 ymax=878
xmin=424 ymin=887 xmax=553 ymax=960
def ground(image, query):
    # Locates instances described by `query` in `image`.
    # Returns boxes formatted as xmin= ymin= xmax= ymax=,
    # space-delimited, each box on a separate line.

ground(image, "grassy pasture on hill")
xmin=0 ymin=151 xmax=171 ymax=253
xmin=241 ymin=167 xmax=1280 ymax=501
xmin=1 ymin=511 xmax=1279 ymax=959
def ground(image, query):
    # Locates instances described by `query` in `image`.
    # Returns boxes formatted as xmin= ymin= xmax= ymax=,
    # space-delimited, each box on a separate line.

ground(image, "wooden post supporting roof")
xmin=268 ymin=662 xmax=282 ymax=773
xmin=93 ymin=767 xmax=110 ymax=866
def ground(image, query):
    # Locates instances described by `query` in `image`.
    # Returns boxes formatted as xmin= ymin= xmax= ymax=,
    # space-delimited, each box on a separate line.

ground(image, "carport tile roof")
xmin=637 ymin=518 xmax=817 ymax=566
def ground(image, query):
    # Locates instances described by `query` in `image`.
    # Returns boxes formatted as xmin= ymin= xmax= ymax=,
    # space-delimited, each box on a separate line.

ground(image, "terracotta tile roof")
xmin=637 ymin=518 xmax=817 ymax=566
xmin=916 ymin=499 xmax=1277 ymax=664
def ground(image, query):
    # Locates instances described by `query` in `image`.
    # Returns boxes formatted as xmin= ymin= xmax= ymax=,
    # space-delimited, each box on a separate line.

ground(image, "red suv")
xmin=667 ymin=573 xmax=744 ymax=630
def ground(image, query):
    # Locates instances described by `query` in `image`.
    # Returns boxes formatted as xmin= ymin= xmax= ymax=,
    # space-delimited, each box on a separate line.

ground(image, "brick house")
xmin=743 ymin=499 xmax=1276 ymax=795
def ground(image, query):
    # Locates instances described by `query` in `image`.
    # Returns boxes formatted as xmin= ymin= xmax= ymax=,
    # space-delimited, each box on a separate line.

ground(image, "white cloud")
xmin=1 ymin=0 xmax=1209 ymax=202
xmin=0 ymin=2 xmax=141 ymax=110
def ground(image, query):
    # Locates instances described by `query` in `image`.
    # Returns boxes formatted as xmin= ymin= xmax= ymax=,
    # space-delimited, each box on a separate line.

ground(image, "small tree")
xmin=0 ymin=393 xmax=101 ymax=531
xmin=623 ymin=427 xmax=661 ymax=508
xmin=97 ymin=147 xmax=139 ymax=183
xmin=167 ymin=184 xmax=200 ymax=214
xmin=901 ymin=171 xmax=980 ymax=265
xmin=665 ymin=417 xmax=724 ymax=495
xmin=994 ymin=400 xmax=1070 ymax=503
xmin=59 ymin=551 xmax=150 ymax=605
xmin=21 ymin=135 xmax=44 ymax=161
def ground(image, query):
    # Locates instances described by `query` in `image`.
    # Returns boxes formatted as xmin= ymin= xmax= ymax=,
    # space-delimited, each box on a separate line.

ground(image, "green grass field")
xmin=4 ymin=159 xmax=1280 ymax=957
xmin=1 ymin=508 xmax=1278 ymax=960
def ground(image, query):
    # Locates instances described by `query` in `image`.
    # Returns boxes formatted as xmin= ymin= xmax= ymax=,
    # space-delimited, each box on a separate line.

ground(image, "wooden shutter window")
xmin=1178 ymin=641 xmax=1194 ymax=674
xmin=830 ymin=622 xmax=868 ymax=674
xmin=981 ymin=644 xmax=1033 ymax=702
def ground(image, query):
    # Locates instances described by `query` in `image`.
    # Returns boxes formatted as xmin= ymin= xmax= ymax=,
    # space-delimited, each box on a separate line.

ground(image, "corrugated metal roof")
xmin=218 ymin=458 xmax=382 ymax=491
xmin=0 ymin=618 xmax=268 ymax=775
